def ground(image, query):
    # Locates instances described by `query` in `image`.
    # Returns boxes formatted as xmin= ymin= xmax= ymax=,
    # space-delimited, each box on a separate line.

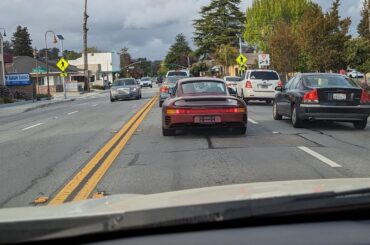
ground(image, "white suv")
xmin=236 ymin=69 xmax=281 ymax=104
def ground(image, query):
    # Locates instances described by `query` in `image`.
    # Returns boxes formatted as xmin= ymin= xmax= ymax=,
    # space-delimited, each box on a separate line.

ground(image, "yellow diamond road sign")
xmin=56 ymin=57 xmax=69 ymax=72
xmin=236 ymin=54 xmax=248 ymax=66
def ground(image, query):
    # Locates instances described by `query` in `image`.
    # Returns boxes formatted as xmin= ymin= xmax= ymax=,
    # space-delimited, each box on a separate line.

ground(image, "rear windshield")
xmin=225 ymin=77 xmax=241 ymax=82
xmin=303 ymin=75 xmax=358 ymax=88
xmin=181 ymin=81 xmax=226 ymax=94
xmin=113 ymin=79 xmax=136 ymax=86
xmin=141 ymin=77 xmax=150 ymax=81
xmin=168 ymin=71 xmax=188 ymax=77
xmin=250 ymin=71 xmax=279 ymax=80
xmin=165 ymin=76 xmax=187 ymax=84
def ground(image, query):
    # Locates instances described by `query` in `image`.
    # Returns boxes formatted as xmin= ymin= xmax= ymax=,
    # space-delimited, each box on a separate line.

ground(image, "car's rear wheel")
xmin=159 ymin=100 xmax=163 ymax=107
xmin=273 ymin=101 xmax=283 ymax=120
xmin=110 ymin=97 xmax=115 ymax=102
xmin=291 ymin=104 xmax=303 ymax=128
xmin=353 ymin=119 xmax=367 ymax=129
xmin=232 ymin=127 xmax=247 ymax=135
xmin=162 ymin=127 xmax=176 ymax=136
xmin=266 ymin=100 xmax=272 ymax=104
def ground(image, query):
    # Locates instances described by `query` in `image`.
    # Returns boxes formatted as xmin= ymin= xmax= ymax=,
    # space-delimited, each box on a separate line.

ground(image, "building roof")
xmin=5 ymin=56 xmax=80 ymax=74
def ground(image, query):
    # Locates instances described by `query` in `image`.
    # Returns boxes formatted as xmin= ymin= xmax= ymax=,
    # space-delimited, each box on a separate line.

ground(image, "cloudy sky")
xmin=0 ymin=0 xmax=364 ymax=60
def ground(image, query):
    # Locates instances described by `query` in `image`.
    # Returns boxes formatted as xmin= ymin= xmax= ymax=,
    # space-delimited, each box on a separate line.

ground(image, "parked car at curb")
xmin=162 ymin=78 xmax=247 ymax=136
xmin=347 ymin=69 xmax=364 ymax=78
xmin=273 ymin=73 xmax=370 ymax=129
xmin=236 ymin=70 xmax=282 ymax=104
xmin=110 ymin=78 xmax=142 ymax=102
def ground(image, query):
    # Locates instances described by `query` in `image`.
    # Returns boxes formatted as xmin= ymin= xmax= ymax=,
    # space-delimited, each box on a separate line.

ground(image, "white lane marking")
xmin=248 ymin=118 xmax=259 ymax=124
xmin=22 ymin=123 xmax=44 ymax=131
xmin=67 ymin=111 xmax=79 ymax=115
xmin=272 ymin=131 xmax=280 ymax=134
xmin=92 ymin=104 xmax=98 ymax=107
xmin=298 ymin=146 xmax=342 ymax=168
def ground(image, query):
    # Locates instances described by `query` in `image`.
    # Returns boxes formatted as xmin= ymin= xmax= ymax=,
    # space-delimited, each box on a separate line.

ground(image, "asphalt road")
xmin=0 ymin=86 xmax=370 ymax=208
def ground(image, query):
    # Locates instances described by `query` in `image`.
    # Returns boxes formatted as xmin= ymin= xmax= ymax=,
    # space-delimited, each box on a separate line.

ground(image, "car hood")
xmin=1 ymin=178 xmax=370 ymax=223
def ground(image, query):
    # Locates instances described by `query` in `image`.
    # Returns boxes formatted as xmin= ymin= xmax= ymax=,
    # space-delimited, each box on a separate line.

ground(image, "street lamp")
xmin=44 ymin=30 xmax=58 ymax=98
xmin=236 ymin=33 xmax=242 ymax=54
xmin=57 ymin=34 xmax=67 ymax=99
xmin=0 ymin=28 xmax=6 ymax=86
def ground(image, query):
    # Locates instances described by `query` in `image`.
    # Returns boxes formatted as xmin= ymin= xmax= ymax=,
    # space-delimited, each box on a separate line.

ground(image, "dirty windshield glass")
xmin=1 ymin=0 xmax=370 ymax=243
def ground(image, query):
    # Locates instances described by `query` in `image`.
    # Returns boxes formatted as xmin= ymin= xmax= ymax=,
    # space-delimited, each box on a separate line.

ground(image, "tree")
xmin=11 ymin=26 xmax=33 ymax=57
xmin=119 ymin=47 xmax=133 ymax=77
xmin=244 ymin=0 xmax=311 ymax=52
xmin=269 ymin=21 xmax=299 ymax=80
xmin=214 ymin=44 xmax=238 ymax=75
xmin=357 ymin=0 xmax=370 ymax=40
xmin=3 ymin=41 xmax=13 ymax=54
xmin=345 ymin=37 xmax=370 ymax=73
xmin=164 ymin=34 xmax=193 ymax=70
xmin=86 ymin=47 xmax=101 ymax=53
xmin=193 ymin=0 xmax=244 ymax=58
xmin=323 ymin=0 xmax=351 ymax=71
xmin=64 ymin=50 xmax=82 ymax=60
xmin=297 ymin=3 xmax=327 ymax=71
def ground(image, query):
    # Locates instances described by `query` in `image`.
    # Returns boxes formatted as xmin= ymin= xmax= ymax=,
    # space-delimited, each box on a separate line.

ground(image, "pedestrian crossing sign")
xmin=56 ymin=57 xmax=69 ymax=72
xmin=236 ymin=54 xmax=248 ymax=66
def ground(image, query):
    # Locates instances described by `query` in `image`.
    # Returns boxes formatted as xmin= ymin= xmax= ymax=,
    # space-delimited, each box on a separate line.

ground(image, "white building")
xmin=69 ymin=52 xmax=121 ymax=86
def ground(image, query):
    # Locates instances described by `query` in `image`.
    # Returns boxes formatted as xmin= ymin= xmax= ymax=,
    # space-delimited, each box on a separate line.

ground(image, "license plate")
xmin=332 ymin=93 xmax=346 ymax=100
xmin=259 ymin=85 xmax=269 ymax=89
xmin=194 ymin=116 xmax=221 ymax=124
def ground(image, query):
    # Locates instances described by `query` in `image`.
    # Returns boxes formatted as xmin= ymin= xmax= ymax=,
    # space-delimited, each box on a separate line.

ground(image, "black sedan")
xmin=273 ymin=73 xmax=370 ymax=129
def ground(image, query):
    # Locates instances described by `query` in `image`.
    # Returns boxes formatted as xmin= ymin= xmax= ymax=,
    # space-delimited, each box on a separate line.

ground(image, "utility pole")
xmin=83 ymin=0 xmax=90 ymax=92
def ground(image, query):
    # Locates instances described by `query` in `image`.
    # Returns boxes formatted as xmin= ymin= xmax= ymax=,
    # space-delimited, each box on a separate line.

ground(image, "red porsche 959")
xmin=162 ymin=78 xmax=248 ymax=136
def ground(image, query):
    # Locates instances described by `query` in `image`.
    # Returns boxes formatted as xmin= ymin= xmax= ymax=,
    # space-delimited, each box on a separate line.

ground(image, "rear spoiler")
xmin=171 ymin=96 xmax=245 ymax=106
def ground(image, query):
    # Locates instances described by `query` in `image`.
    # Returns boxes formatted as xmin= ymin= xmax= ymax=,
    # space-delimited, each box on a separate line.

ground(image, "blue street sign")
xmin=5 ymin=73 xmax=32 ymax=86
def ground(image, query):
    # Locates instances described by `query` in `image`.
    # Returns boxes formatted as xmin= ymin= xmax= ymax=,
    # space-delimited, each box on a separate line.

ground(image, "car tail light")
xmin=277 ymin=81 xmax=283 ymax=87
xmin=360 ymin=89 xmax=370 ymax=103
xmin=166 ymin=107 xmax=246 ymax=115
xmin=303 ymin=89 xmax=319 ymax=103
xmin=245 ymin=80 xmax=252 ymax=88
xmin=160 ymin=86 xmax=169 ymax=93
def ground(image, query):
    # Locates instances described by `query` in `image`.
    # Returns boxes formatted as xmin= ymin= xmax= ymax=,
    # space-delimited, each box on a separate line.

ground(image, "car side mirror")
xmin=275 ymin=86 xmax=284 ymax=92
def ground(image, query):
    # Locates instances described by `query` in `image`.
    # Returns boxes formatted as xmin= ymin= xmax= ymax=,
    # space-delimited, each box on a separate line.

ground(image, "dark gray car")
xmin=110 ymin=78 xmax=142 ymax=102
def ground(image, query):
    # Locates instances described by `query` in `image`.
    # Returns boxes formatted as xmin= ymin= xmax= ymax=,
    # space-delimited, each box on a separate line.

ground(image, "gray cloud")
xmin=0 ymin=0 xmax=363 ymax=60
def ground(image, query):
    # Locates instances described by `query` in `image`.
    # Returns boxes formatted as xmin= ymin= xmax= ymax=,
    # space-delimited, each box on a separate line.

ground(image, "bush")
xmin=0 ymin=96 xmax=13 ymax=104
xmin=92 ymin=85 xmax=106 ymax=90
xmin=13 ymin=91 xmax=28 ymax=100
xmin=36 ymin=94 xmax=51 ymax=100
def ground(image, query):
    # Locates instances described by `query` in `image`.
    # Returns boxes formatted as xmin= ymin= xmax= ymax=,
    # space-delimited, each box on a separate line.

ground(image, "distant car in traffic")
xmin=347 ymin=69 xmax=364 ymax=78
xmin=236 ymin=69 xmax=282 ymax=104
xmin=159 ymin=76 xmax=188 ymax=107
xmin=162 ymin=78 xmax=247 ymax=136
xmin=273 ymin=73 xmax=370 ymax=129
xmin=139 ymin=77 xmax=153 ymax=88
xmin=110 ymin=78 xmax=141 ymax=102
xmin=166 ymin=70 xmax=190 ymax=77
xmin=224 ymin=76 xmax=242 ymax=97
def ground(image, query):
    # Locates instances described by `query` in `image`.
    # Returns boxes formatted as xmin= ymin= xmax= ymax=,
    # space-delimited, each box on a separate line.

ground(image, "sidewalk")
xmin=0 ymin=90 xmax=108 ymax=117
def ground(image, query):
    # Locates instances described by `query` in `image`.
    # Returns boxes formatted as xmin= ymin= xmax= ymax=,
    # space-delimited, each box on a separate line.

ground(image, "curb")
xmin=24 ymin=99 xmax=76 ymax=112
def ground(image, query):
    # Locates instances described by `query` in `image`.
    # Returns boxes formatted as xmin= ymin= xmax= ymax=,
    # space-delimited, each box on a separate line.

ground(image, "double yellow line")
xmin=49 ymin=96 xmax=158 ymax=205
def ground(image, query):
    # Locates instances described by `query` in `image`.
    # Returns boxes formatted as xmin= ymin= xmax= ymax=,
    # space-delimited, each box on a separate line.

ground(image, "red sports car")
xmin=162 ymin=78 xmax=248 ymax=136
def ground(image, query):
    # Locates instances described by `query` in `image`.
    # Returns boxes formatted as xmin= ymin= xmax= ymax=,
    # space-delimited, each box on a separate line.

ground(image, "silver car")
xmin=110 ymin=78 xmax=142 ymax=102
